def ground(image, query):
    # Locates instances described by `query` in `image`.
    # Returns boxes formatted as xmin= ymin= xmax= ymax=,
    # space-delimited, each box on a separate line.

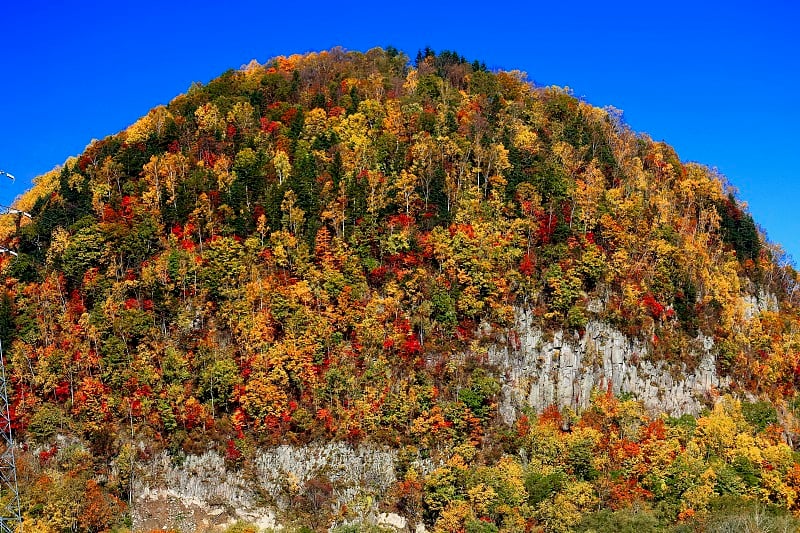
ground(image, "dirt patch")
xmin=132 ymin=491 xmax=237 ymax=532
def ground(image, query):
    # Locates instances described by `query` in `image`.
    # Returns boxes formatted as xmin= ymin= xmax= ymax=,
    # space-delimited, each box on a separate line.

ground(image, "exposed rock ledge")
xmin=131 ymin=442 xmax=427 ymax=531
xmin=489 ymin=310 xmax=729 ymax=423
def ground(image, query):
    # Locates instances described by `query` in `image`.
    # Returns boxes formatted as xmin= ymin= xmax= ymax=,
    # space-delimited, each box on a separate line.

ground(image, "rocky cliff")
xmin=490 ymin=312 xmax=727 ymax=423
xmin=132 ymin=443 xmax=428 ymax=531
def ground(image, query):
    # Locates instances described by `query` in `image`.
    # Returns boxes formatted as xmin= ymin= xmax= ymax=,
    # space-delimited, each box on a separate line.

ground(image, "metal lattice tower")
xmin=0 ymin=341 xmax=20 ymax=532
xmin=0 ymin=168 xmax=21 ymax=531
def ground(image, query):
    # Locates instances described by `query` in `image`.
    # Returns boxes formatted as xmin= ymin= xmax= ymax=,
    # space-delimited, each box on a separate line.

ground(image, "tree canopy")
xmin=2 ymin=46 xmax=800 ymax=532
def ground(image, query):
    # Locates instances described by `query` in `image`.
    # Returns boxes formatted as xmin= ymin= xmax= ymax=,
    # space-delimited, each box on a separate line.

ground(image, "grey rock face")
xmin=132 ymin=443 xmax=425 ymax=530
xmin=253 ymin=442 xmax=399 ymax=510
xmin=489 ymin=310 xmax=728 ymax=423
xmin=743 ymin=288 xmax=779 ymax=320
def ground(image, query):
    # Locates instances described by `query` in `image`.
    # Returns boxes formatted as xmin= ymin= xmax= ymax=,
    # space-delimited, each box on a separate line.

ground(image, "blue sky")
xmin=1 ymin=1 xmax=798 ymax=261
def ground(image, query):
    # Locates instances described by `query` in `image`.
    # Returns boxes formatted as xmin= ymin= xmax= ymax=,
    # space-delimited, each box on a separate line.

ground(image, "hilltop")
xmin=2 ymin=47 xmax=800 ymax=532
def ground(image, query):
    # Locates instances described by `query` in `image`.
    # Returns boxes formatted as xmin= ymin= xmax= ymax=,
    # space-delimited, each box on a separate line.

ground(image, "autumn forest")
xmin=2 ymin=47 xmax=800 ymax=532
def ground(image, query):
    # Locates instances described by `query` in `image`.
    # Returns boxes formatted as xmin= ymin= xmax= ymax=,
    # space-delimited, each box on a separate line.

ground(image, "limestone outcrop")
xmin=489 ymin=310 xmax=728 ymax=423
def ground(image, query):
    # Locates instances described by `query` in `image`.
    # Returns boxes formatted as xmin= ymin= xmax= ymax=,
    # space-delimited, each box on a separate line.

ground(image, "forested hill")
xmin=3 ymin=47 xmax=800 ymax=531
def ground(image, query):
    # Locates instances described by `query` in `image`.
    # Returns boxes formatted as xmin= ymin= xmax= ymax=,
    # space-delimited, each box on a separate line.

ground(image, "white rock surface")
xmin=254 ymin=442 xmax=399 ymax=510
xmin=132 ymin=442 xmax=427 ymax=531
xmin=489 ymin=310 xmax=729 ymax=422
xmin=743 ymin=288 xmax=779 ymax=320
xmin=377 ymin=512 xmax=408 ymax=530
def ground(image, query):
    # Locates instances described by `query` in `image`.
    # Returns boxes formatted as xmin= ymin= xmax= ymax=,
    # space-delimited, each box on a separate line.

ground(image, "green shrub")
xmin=27 ymin=403 xmax=64 ymax=443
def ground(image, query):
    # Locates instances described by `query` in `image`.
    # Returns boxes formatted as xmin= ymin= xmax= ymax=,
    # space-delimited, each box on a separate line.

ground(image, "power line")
xmin=0 ymin=207 xmax=31 ymax=220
